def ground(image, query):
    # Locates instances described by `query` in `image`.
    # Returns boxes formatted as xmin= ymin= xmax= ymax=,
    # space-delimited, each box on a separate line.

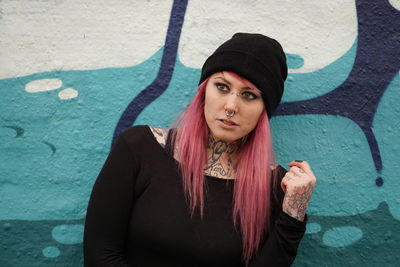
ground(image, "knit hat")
xmin=199 ymin=33 xmax=287 ymax=118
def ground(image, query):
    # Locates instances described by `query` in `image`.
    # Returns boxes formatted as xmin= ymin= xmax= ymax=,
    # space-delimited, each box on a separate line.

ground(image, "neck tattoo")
xmin=204 ymin=135 xmax=240 ymax=179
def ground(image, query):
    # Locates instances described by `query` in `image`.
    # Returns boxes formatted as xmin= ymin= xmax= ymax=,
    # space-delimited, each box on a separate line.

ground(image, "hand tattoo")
xmin=283 ymin=183 xmax=313 ymax=221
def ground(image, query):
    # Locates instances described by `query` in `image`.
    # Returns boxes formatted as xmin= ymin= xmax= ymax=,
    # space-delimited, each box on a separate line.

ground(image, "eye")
xmin=241 ymin=91 xmax=259 ymax=100
xmin=215 ymin=82 xmax=229 ymax=93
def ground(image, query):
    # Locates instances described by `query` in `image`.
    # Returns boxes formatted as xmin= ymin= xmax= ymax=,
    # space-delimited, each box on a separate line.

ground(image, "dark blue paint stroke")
xmin=112 ymin=0 xmax=188 ymax=146
xmin=275 ymin=0 xmax=400 ymax=173
xmin=2 ymin=126 xmax=24 ymax=137
xmin=375 ymin=177 xmax=384 ymax=187
xmin=42 ymin=141 xmax=56 ymax=155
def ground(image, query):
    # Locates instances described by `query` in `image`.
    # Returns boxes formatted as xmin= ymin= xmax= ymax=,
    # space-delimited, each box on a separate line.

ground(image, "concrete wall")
xmin=1 ymin=0 xmax=399 ymax=266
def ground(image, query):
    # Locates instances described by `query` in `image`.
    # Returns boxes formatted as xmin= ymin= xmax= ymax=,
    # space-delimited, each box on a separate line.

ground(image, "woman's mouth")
xmin=218 ymin=119 xmax=238 ymax=127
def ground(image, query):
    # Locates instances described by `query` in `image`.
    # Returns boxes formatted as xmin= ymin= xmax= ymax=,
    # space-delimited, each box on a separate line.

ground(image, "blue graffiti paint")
xmin=283 ymin=41 xmax=357 ymax=102
xmin=0 ymin=1 xmax=398 ymax=265
xmin=371 ymin=73 xmax=400 ymax=219
xmin=275 ymin=0 xmax=400 ymax=176
xmin=293 ymin=202 xmax=400 ymax=266
xmin=0 ymin=49 xmax=162 ymax=220
xmin=113 ymin=0 xmax=189 ymax=145
xmin=271 ymin=113 xmax=378 ymax=216
xmin=134 ymin=58 xmax=200 ymax=128
xmin=286 ymin=53 xmax=304 ymax=70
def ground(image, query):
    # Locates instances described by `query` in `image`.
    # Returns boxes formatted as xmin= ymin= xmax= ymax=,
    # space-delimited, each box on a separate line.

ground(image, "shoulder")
xmin=120 ymin=125 xmax=170 ymax=149
xmin=116 ymin=125 xmax=161 ymax=153
xmin=148 ymin=126 xmax=169 ymax=148
xmin=120 ymin=125 xmax=151 ymax=144
xmin=114 ymin=125 xmax=163 ymax=161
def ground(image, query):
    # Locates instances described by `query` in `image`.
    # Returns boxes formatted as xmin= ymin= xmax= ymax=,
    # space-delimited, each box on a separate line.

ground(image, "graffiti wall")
xmin=1 ymin=0 xmax=399 ymax=266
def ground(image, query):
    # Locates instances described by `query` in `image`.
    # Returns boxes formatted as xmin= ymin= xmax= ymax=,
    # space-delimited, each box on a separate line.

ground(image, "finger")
xmin=288 ymin=161 xmax=306 ymax=173
xmin=285 ymin=171 xmax=297 ymax=180
xmin=280 ymin=180 xmax=286 ymax=193
xmin=288 ymin=160 xmax=312 ymax=175
xmin=281 ymin=172 xmax=295 ymax=192
xmin=282 ymin=173 xmax=296 ymax=187
xmin=289 ymin=166 xmax=304 ymax=175
xmin=298 ymin=161 xmax=313 ymax=174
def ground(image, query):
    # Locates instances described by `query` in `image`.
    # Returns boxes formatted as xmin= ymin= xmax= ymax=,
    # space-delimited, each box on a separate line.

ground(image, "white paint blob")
xmin=389 ymin=0 xmax=400 ymax=10
xmin=52 ymin=224 xmax=84 ymax=245
xmin=306 ymin=222 xmax=322 ymax=234
xmin=1 ymin=0 xmax=173 ymax=78
xmin=42 ymin=246 xmax=60 ymax=258
xmin=179 ymin=0 xmax=357 ymax=73
xmin=58 ymin=88 xmax=79 ymax=100
xmin=323 ymin=226 xmax=363 ymax=247
xmin=25 ymin=79 xmax=62 ymax=93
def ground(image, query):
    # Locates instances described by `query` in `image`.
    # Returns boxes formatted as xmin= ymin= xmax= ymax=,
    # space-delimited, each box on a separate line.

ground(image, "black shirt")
xmin=84 ymin=125 xmax=306 ymax=266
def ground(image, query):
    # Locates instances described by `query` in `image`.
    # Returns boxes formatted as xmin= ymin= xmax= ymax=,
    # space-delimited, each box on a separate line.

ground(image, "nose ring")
xmin=225 ymin=110 xmax=235 ymax=119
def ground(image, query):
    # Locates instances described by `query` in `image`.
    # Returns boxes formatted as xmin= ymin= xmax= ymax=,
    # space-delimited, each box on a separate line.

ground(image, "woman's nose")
xmin=224 ymin=92 xmax=240 ymax=112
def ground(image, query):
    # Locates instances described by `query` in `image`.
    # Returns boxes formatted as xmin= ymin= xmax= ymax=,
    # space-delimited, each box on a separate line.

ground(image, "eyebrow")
xmin=213 ymin=76 xmax=254 ymax=90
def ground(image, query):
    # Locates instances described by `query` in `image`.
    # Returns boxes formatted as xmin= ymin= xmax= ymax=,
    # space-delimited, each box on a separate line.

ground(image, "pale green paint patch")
xmin=306 ymin=222 xmax=321 ymax=234
xmin=323 ymin=226 xmax=363 ymax=247
xmin=52 ymin=224 xmax=84 ymax=245
xmin=42 ymin=246 xmax=60 ymax=258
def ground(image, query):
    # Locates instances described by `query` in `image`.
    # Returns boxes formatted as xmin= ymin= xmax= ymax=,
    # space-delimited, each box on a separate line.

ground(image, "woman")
xmin=84 ymin=33 xmax=316 ymax=267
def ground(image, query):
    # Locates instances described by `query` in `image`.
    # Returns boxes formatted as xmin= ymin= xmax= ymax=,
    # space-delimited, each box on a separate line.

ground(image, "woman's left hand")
xmin=281 ymin=160 xmax=317 ymax=222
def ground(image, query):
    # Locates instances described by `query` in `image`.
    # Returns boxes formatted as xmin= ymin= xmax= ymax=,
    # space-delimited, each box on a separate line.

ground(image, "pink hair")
xmin=173 ymin=72 xmax=276 ymax=265
xmin=174 ymin=80 xmax=209 ymax=215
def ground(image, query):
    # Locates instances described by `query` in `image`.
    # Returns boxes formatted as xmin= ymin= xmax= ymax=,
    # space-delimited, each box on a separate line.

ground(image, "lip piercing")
xmin=226 ymin=110 xmax=235 ymax=118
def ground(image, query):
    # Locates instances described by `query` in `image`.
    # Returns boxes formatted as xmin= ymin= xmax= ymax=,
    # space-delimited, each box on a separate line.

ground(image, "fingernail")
xmin=295 ymin=160 xmax=303 ymax=162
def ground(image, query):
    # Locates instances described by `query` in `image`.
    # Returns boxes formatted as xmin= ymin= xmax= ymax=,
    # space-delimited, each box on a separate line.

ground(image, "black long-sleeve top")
xmin=84 ymin=125 xmax=306 ymax=267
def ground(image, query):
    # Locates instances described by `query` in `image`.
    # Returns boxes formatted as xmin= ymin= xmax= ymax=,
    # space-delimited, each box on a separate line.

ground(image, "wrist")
xmin=282 ymin=193 xmax=308 ymax=222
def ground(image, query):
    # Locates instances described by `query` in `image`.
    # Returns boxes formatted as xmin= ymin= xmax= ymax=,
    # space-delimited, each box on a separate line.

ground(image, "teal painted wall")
xmin=1 ymin=0 xmax=399 ymax=266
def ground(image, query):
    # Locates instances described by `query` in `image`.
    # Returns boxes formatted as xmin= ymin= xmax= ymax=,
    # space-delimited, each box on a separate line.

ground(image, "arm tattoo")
xmin=150 ymin=126 xmax=163 ymax=137
xmin=149 ymin=126 xmax=166 ymax=148
xmin=283 ymin=183 xmax=313 ymax=221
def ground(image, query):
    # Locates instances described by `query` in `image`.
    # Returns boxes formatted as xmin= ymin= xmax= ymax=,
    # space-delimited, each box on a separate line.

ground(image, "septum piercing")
xmin=226 ymin=110 xmax=235 ymax=118
xmin=225 ymin=92 xmax=239 ymax=119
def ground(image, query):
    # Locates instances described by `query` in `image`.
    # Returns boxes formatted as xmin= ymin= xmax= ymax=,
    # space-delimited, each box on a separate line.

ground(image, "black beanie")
xmin=199 ymin=33 xmax=288 ymax=118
